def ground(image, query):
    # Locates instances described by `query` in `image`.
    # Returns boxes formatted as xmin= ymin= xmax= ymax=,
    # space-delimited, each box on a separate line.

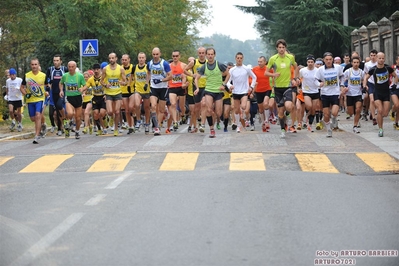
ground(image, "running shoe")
xmin=216 ymin=123 xmax=221 ymax=130
xmin=154 ymin=127 xmax=161 ymax=136
xmin=237 ymin=126 xmax=241 ymax=133
xmin=57 ymin=130 xmax=63 ymax=136
xmin=316 ymin=122 xmax=322 ymax=130
xmin=232 ymin=123 xmax=237 ymax=130
xmin=289 ymin=125 xmax=297 ymax=133
xmin=307 ymin=125 xmax=314 ymax=132
xmin=32 ymin=136 xmax=40 ymax=144
xmin=326 ymin=129 xmax=333 ymax=138
xmin=394 ymin=123 xmax=399 ymax=130
xmin=145 ymin=124 xmax=150 ymax=134
xmin=96 ymin=129 xmax=103 ymax=136
xmin=89 ymin=125 xmax=93 ymax=135
xmin=65 ymin=128 xmax=70 ymax=138
xmin=165 ymin=128 xmax=171 ymax=134
xmin=188 ymin=126 xmax=192 ymax=133
xmin=9 ymin=120 xmax=16 ymax=131
xmin=127 ymin=128 xmax=135 ymax=134
xmin=250 ymin=125 xmax=255 ymax=131
xmin=40 ymin=123 xmax=47 ymax=137
xmin=17 ymin=124 xmax=22 ymax=132
xmin=209 ymin=128 xmax=216 ymax=138
xmin=114 ymin=129 xmax=119 ymax=137
xmin=245 ymin=120 xmax=250 ymax=127
xmin=372 ymin=118 xmax=377 ymax=126
xmin=173 ymin=122 xmax=178 ymax=131
xmin=82 ymin=127 xmax=88 ymax=134
xmin=191 ymin=127 xmax=198 ymax=133
xmin=224 ymin=128 xmax=228 ymax=132
xmin=50 ymin=126 xmax=55 ymax=133
xmin=280 ymin=129 xmax=286 ymax=139
xmin=353 ymin=126 xmax=360 ymax=134
xmin=262 ymin=122 xmax=267 ymax=132
xmin=75 ymin=131 xmax=80 ymax=139
xmin=390 ymin=111 xmax=395 ymax=121
xmin=118 ymin=127 xmax=124 ymax=133
xmin=135 ymin=121 xmax=141 ymax=130
xmin=297 ymin=123 xmax=302 ymax=130
xmin=265 ymin=122 xmax=270 ymax=131
xmin=378 ymin=128 xmax=383 ymax=137
xmin=103 ymin=129 xmax=108 ymax=135
xmin=199 ymin=125 xmax=205 ymax=133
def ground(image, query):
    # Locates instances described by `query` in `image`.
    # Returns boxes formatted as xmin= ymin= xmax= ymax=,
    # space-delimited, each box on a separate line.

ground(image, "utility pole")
xmin=343 ymin=0 xmax=348 ymax=26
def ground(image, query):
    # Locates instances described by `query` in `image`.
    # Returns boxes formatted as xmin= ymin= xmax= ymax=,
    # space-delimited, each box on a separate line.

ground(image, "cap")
xmin=9 ymin=68 xmax=17 ymax=75
xmin=87 ymin=70 xmax=94 ymax=76
xmin=101 ymin=62 xmax=108 ymax=69
xmin=334 ymin=57 xmax=341 ymax=61
xmin=92 ymin=63 xmax=101 ymax=69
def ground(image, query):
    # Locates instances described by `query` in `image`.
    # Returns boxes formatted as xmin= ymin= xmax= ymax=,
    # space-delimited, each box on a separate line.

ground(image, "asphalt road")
xmin=1 ymin=116 xmax=398 ymax=266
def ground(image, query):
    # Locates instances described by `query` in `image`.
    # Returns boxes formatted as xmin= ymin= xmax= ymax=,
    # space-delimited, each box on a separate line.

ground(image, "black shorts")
xmin=321 ymin=95 xmax=340 ymax=108
xmin=8 ymin=100 xmax=23 ymax=110
xmin=346 ymin=95 xmax=362 ymax=107
xmin=232 ymin=93 xmax=247 ymax=100
xmin=223 ymin=98 xmax=231 ymax=105
xmin=274 ymin=88 xmax=293 ymax=107
xmin=92 ymin=95 xmax=106 ymax=110
xmin=304 ymin=92 xmax=320 ymax=100
xmin=194 ymin=87 xmax=205 ymax=103
xmin=187 ymin=94 xmax=195 ymax=105
xmin=82 ymin=101 xmax=92 ymax=109
xmin=169 ymin=87 xmax=186 ymax=96
xmin=255 ymin=91 xmax=271 ymax=104
xmin=291 ymin=86 xmax=297 ymax=94
xmin=374 ymin=89 xmax=390 ymax=102
xmin=204 ymin=91 xmax=223 ymax=101
xmin=391 ymin=89 xmax=399 ymax=98
xmin=66 ymin=95 xmax=83 ymax=108
xmin=150 ymin=87 xmax=168 ymax=101
xmin=122 ymin=93 xmax=133 ymax=98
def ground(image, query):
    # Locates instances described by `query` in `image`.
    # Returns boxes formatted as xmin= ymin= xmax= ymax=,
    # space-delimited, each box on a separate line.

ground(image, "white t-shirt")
xmin=364 ymin=61 xmax=377 ymax=83
xmin=343 ymin=68 xmax=364 ymax=96
xmin=226 ymin=65 xmax=256 ymax=95
xmin=6 ymin=77 xmax=23 ymax=101
xmin=315 ymin=65 xmax=343 ymax=96
xmin=299 ymin=67 xmax=319 ymax=94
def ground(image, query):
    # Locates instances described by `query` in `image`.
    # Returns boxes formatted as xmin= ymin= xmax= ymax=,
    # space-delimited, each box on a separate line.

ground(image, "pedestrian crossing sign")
xmin=80 ymin=39 xmax=99 ymax=57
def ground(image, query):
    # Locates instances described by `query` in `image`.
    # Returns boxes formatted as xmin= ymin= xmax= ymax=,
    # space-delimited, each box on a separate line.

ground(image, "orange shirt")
xmin=252 ymin=65 xmax=272 ymax=92
xmin=169 ymin=62 xmax=184 ymax=88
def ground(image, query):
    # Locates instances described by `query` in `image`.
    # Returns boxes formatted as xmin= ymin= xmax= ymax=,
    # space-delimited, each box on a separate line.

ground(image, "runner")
xmin=20 ymin=58 xmax=47 ymax=144
xmin=391 ymin=55 xmax=399 ymax=129
xmin=221 ymin=62 xmax=234 ymax=132
xmin=132 ymin=52 xmax=151 ymax=134
xmin=194 ymin=48 xmax=230 ymax=138
xmin=120 ymin=54 xmax=135 ymax=134
xmin=315 ymin=52 xmax=344 ymax=137
xmin=147 ymin=47 xmax=172 ymax=136
xmin=82 ymin=71 xmax=94 ymax=135
xmin=225 ymin=52 xmax=256 ymax=133
xmin=168 ymin=50 xmax=187 ymax=132
xmin=264 ymin=39 xmax=298 ymax=138
xmin=101 ymin=52 xmax=127 ymax=136
xmin=59 ymin=61 xmax=86 ymax=139
xmin=363 ymin=49 xmax=378 ymax=125
xmin=252 ymin=56 xmax=273 ymax=132
xmin=5 ymin=68 xmax=23 ymax=132
xmin=363 ymin=52 xmax=398 ymax=137
xmin=342 ymin=56 xmax=365 ymax=133
xmin=184 ymin=47 xmax=207 ymax=133
xmin=299 ymin=55 xmax=320 ymax=132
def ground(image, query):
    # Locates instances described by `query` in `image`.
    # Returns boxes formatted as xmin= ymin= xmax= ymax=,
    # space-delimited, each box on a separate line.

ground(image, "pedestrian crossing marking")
xmin=229 ymin=153 xmax=266 ymax=171
xmin=0 ymin=156 xmax=14 ymax=166
xmin=86 ymin=153 xmax=136 ymax=172
xmin=295 ymin=154 xmax=339 ymax=173
xmin=19 ymin=154 xmax=74 ymax=173
xmin=83 ymin=42 xmax=97 ymax=54
xmin=159 ymin=153 xmax=199 ymax=171
xmin=356 ymin=153 xmax=399 ymax=172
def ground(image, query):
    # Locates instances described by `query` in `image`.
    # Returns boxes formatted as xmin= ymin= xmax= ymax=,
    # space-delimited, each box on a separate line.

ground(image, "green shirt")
xmin=61 ymin=72 xmax=86 ymax=96
xmin=199 ymin=61 xmax=226 ymax=93
xmin=267 ymin=53 xmax=296 ymax=88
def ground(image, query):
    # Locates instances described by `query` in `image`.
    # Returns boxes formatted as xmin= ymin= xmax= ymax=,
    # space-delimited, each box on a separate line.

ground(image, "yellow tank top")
xmin=24 ymin=71 xmax=46 ymax=103
xmin=105 ymin=64 xmax=122 ymax=95
xmin=134 ymin=64 xmax=149 ymax=94
xmin=193 ymin=59 xmax=207 ymax=88
xmin=121 ymin=64 xmax=133 ymax=94
xmin=187 ymin=70 xmax=194 ymax=96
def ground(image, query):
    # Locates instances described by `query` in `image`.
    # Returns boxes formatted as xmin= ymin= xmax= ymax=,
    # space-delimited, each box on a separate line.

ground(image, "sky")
xmin=199 ymin=0 xmax=259 ymax=42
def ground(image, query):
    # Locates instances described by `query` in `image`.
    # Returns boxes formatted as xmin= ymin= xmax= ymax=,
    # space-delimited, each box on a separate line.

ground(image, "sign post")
xmin=79 ymin=39 xmax=99 ymax=71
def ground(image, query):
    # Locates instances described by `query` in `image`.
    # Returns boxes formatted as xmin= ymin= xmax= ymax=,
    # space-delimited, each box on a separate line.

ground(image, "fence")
xmin=351 ymin=10 xmax=399 ymax=65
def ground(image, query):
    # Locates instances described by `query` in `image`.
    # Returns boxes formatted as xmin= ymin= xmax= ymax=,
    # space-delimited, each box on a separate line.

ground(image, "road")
xmin=1 ymin=116 xmax=398 ymax=266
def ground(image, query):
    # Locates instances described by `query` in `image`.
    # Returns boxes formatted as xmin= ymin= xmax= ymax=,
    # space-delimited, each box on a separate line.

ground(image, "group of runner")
xmin=3 ymin=40 xmax=399 ymax=144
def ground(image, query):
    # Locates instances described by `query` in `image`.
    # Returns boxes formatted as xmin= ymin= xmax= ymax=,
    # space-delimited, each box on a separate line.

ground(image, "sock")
xmin=315 ymin=111 xmax=320 ymax=123
xmin=264 ymin=109 xmax=270 ymax=122
xmin=279 ymin=117 xmax=285 ymax=130
xmin=325 ymin=121 xmax=331 ymax=130
xmin=206 ymin=116 xmax=213 ymax=127
xmin=223 ymin=118 xmax=228 ymax=129
xmin=234 ymin=113 xmax=240 ymax=127
xmin=308 ymin=115 xmax=314 ymax=125
xmin=151 ymin=112 xmax=158 ymax=128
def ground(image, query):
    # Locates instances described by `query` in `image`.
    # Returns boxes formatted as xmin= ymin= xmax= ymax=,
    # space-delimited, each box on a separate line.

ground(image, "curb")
xmin=0 ymin=132 xmax=35 ymax=141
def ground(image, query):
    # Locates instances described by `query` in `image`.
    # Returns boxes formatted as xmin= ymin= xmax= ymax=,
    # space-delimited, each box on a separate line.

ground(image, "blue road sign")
xmin=80 ymin=39 xmax=99 ymax=57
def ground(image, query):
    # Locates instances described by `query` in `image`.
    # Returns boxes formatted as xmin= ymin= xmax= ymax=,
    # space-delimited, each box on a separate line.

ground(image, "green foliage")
xmin=0 ymin=0 xmax=209 ymax=72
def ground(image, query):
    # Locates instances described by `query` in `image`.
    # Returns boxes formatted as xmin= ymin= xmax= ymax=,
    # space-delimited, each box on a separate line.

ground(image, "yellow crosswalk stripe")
xmin=19 ymin=154 xmax=73 ymax=173
xmin=160 ymin=152 xmax=199 ymax=171
xmin=0 ymin=156 xmax=14 ymax=166
xmin=295 ymin=153 xmax=339 ymax=173
xmin=229 ymin=153 xmax=266 ymax=171
xmin=356 ymin=153 xmax=399 ymax=172
xmin=87 ymin=153 xmax=136 ymax=172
